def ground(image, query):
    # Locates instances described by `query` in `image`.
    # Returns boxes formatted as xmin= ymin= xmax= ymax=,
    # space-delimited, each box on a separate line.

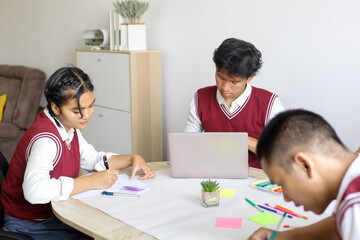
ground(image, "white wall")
xmin=1 ymin=0 xmax=359 ymax=160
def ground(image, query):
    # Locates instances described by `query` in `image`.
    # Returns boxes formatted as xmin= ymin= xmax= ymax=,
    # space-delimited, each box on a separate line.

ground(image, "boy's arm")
xmin=248 ymin=216 xmax=337 ymax=240
xmin=248 ymin=136 xmax=257 ymax=154
xmin=184 ymin=92 xmax=204 ymax=132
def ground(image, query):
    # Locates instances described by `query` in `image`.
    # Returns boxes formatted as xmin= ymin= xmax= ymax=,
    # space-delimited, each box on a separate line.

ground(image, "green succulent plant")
xmin=113 ymin=0 xmax=149 ymax=23
xmin=201 ymin=179 xmax=220 ymax=192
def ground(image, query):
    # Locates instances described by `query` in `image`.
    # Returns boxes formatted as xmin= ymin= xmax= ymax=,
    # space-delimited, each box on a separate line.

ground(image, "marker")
xmin=276 ymin=205 xmax=308 ymax=220
xmin=257 ymin=205 xmax=292 ymax=218
xmin=103 ymin=155 xmax=109 ymax=169
xmin=245 ymin=198 xmax=264 ymax=212
xmin=283 ymin=225 xmax=300 ymax=228
xmin=269 ymin=212 xmax=287 ymax=240
xmin=265 ymin=203 xmax=308 ymax=220
xmin=101 ymin=191 xmax=139 ymax=197
xmin=276 ymin=205 xmax=293 ymax=212
xmin=255 ymin=180 xmax=270 ymax=187
xmin=274 ymin=206 xmax=299 ymax=217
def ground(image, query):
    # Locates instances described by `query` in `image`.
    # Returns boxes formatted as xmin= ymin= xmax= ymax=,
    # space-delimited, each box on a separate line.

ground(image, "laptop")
xmin=168 ymin=132 xmax=248 ymax=178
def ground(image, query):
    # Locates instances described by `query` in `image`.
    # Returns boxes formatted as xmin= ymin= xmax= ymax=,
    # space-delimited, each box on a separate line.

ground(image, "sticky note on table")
xmin=219 ymin=189 xmax=235 ymax=197
xmin=248 ymin=211 xmax=280 ymax=226
xmin=215 ymin=217 xmax=242 ymax=229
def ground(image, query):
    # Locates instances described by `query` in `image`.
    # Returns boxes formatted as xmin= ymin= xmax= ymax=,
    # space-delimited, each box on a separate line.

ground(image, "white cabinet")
xmin=76 ymin=49 xmax=162 ymax=162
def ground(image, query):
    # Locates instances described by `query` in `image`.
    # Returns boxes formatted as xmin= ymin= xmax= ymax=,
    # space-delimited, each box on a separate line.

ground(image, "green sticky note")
xmin=248 ymin=211 xmax=280 ymax=226
xmin=219 ymin=189 xmax=235 ymax=197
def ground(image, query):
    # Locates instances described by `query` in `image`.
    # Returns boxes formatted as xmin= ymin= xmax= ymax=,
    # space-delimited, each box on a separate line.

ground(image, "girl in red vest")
xmin=1 ymin=67 xmax=155 ymax=239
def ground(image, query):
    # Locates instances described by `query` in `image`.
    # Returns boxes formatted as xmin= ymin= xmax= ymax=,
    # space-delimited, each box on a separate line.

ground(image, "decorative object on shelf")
xmin=110 ymin=0 xmax=149 ymax=51
xmin=201 ymin=179 xmax=220 ymax=207
xmin=108 ymin=10 xmax=121 ymax=51
xmin=113 ymin=0 xmax=149 ymax=23
xmin=83 ymin=29 xmax=109 ymax=50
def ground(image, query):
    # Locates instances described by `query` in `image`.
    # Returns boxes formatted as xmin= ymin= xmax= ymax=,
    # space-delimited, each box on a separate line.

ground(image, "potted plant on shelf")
xmin=113 ymin=0 xmax=149 ymax=50
xmin=201 ymin=179 xmax=220 ymax=207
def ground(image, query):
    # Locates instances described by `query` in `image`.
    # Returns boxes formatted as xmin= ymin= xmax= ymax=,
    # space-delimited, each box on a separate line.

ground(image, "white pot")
xmin=120 ymin=23 xmax=147 ymax=51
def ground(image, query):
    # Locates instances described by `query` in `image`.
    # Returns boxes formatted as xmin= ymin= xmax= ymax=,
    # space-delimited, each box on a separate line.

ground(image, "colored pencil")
xmin=265 ymin=203 xmax=308 ymax=220
xmin=257 ymin=205 xmax=293 ymax=218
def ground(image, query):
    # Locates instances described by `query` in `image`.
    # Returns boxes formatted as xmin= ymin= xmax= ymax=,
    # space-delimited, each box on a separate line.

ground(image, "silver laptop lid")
xmin=168 ymin=132 xmax=248 ymax=179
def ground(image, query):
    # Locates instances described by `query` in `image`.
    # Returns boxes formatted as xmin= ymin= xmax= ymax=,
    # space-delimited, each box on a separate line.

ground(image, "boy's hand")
xmin=130 ymin=155 xmax=156 ymax=180
xmin=355 ymin=147 xmax=360 ymax=155
xmin=248 ymin=227 xmax=275 ymax=240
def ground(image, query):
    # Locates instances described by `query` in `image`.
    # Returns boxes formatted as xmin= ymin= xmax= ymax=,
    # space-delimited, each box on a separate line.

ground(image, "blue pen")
xmin=257 ymin=205 xmax=292 ymax=218
xmin=101 ymin=191 xmax=140 ymax=197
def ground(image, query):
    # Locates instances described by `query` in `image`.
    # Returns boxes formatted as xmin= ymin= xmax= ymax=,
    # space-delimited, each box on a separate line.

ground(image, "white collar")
xmin=216 ymin=83 xmax=252 ymax=109
xmin=44 ymin=108 xmax=75 ymax=143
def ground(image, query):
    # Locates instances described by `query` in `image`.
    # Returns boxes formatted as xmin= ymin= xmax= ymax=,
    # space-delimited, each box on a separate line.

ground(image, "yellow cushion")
xmin=0 ymin=94 xmax=7 ymax=122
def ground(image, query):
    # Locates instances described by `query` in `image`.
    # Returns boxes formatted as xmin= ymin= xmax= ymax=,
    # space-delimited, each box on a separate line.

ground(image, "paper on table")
xmin=248 ymin=211 xmax=280 ymax=226
xmin=72 ymin=174 xmax=149 ymax=199
xmin=219 ymin=189 xmax=235 ymax=197
xmin=75 ymin=169 xmax=328 ymax=240
xmin=215 ymin=217 xmax=242 ymax=229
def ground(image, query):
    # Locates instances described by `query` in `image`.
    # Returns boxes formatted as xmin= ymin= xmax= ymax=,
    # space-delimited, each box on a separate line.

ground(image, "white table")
xmin=52 ymin=162 xmax=327 ymax=240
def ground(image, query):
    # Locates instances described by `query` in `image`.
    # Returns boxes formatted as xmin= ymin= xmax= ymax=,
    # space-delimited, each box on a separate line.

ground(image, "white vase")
xmin=120 ymin=23 xmax=147 ymax=51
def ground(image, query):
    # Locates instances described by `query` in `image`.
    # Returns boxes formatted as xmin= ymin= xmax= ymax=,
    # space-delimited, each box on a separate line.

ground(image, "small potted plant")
xmin=201 ymin=179 xmax=220 ymax=207
xmin=113 ymin=0 xmax=149 ymax=24
xmin=113 ymin=0 xmax=149 ymax=50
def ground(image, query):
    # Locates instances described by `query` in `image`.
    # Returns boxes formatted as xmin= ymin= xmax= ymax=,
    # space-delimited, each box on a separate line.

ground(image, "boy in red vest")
xmin=184 ymin=38 xmax=284 ymax=168
xmin=249 ymin=109 xmax=360 ymax=240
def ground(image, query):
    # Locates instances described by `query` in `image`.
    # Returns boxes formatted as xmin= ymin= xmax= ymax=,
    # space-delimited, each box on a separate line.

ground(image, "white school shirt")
xmin=333 ymin=156 xmax=360 ymax=240
xmin=22 ymin=108 xmax=116 ymax=204
xmin=184 ymin=84 xmax=285 ymax=132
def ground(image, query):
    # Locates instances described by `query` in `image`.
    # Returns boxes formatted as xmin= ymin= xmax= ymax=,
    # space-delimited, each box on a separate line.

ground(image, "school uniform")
xmin=184 ymin=84 xmax=284 ymax=168
xmin=334 ymin=156 xmax=360 ymax=240
xmin=0 ymin=108 xmax=111 ymax=239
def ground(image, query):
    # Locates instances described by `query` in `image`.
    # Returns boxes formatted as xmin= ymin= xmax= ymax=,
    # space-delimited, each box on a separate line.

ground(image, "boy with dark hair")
xmin=184 ymin=38 xmax=284 ymax=168
xmin=249 ymin=109 xmax=359 ymax=240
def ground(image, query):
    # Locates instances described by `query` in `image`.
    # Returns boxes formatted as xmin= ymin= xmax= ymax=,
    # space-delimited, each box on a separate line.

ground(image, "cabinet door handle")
xmin=97 ymin=58 xmax=102 ymax=62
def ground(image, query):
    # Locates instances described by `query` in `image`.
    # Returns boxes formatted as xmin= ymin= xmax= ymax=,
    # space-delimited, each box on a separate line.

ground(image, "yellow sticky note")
xmin=248 ymin=211 xmax=280 ymax=226
xmin=219 ymin=189 xmax=235 ymax=197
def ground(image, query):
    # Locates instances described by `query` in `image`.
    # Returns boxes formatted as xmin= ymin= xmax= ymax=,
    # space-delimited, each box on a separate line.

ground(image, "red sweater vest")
xmin=334 ymin=175 xmax=360 ymax=239
xmin=197 ymin=85 xmax=277 ymax=168
xmin=1 ymin=111 xmax=80 ymax=222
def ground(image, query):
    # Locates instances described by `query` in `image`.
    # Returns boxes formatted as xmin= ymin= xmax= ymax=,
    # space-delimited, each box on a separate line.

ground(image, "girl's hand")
xmin=90 ymin=169 xmax=119 ymax=189
xmin=130 ymin=155 xmax=156 ymax=180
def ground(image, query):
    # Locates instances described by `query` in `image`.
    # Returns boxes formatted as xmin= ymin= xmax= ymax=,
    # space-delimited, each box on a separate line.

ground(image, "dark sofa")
xmin=0 ymin=65 xmax=46 ymax=161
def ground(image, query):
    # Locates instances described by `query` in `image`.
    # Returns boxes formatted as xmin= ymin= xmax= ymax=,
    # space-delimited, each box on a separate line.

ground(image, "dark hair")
xmin=213 ymin=38 xmax=263 ymax=79
xmin=44 ymin=67 xmax=94 ymax=126
xmin=256 ymin=109 xmax=346 ymax=170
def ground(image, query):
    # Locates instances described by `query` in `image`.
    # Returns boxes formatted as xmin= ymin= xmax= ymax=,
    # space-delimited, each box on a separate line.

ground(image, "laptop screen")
xmin=168 ymin=132 xmax=248 ymax=179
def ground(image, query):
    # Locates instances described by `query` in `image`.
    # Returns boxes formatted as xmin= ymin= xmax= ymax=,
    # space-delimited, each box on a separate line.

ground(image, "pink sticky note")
xmin=215 ymin=217 xmax=243 ymax=229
